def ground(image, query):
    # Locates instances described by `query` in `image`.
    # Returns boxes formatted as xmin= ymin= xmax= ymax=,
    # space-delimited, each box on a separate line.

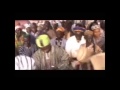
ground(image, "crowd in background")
xmin=15 ymin=20 xmax=105 ymax=70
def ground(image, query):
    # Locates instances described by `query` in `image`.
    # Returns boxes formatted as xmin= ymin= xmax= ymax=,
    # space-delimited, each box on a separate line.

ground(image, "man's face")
xmin=56 ymin=31 xmax=64 ymax=39
xmin=40 ymin=45 xmax=51 ymax=53
xmin=93 ymin=29 xmax=101 ymax=37
xmin=16 ymin=28 xmax=22 ymax=36
xmin=24 ymin=37 xmax=30 ymax=45
xmin=74 ymin=30 xmax=83 ymax=37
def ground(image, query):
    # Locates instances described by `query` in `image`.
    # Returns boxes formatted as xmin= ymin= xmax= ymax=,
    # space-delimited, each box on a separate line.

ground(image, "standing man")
xmin=31 ymin=23 xmax=39 ymax=38
xmin=65 ymin=26 xmax=86 ymax=58
xmin=43 ymin=21 xmax=56 ymax=39
xmin=51 ymin=27 xmax=66 ymax=49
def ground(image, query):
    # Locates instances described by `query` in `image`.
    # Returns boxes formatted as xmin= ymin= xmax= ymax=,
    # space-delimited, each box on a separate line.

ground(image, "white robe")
xmin=65 ymin=36 xmax=86 ymax=58
xmin=15 ymin=55 xmax=36 ymax=70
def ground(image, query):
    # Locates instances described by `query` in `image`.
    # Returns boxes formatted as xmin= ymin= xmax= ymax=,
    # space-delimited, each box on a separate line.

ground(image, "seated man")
xmin=51 ymin=27 xmax=66 ymax=49
xmin=32 ymin=34 xmax=73 ymax=70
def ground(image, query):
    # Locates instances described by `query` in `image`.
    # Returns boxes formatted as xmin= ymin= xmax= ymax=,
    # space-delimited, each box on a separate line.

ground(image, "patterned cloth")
xmin=93 ymin=36 xmax=105 ymax=50
xmin=19 ymin=44 xmax=38 ymax=57
xmin=51 ymin=38 xmax=66 ymax=49
xmin=32 ymin=46 xmax=72 ymax=70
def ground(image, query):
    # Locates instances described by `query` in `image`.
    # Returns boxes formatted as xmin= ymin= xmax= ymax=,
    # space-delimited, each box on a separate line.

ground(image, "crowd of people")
xmin=15 ymin=20 xmax=105 ymax=70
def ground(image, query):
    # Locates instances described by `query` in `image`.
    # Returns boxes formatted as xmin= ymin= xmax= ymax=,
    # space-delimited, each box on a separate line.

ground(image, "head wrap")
xmin=91 ymin=25 xmax=100 ymax=30
xmin=56 ymin=27 xmax=65 ymax=32
xmin=36 ymin=34 xmax=50 ymax=48
xmin=73 ymin=26 xmax=85 ymax=31
xmin=15 ymin=25 xmax=22 ymax=31
xmin=84 ymin=30 xmax=93 ymax=36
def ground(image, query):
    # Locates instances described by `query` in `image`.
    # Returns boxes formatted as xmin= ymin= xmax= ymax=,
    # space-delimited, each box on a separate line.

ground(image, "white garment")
xmin=15 ymin=55 xmax=36 ymax=70
xmin=65 ymin=36 xmax=86 ymax=58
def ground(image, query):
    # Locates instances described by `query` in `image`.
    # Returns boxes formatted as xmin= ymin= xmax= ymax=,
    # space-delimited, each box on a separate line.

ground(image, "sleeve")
xmin=57 ymin=48 xmax=71 ymax=70
xmin=32 ymin=51 xmax=41 ymax=69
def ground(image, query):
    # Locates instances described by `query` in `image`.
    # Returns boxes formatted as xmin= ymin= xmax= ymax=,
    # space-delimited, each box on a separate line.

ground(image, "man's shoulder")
xmin=67 ymin=36 xmax=75 ymax=41
xmin=33 ymin=49 xmax=40 ymax=56
xmin=51 ymin=38 xmax=56 ymax=41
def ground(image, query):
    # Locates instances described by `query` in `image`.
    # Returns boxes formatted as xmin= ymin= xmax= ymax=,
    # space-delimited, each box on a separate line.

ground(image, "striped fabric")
xmin=15 ymin=55 xmax=36 ymax=70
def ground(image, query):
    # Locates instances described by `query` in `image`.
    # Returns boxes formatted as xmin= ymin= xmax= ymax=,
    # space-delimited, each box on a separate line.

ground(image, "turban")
xmin=73 ymin=26 xmax=85 ymax=31
xmin=91 ymin=25 xmax=100 ymax=30
xmin=15 ymin=25 xmax=22 ymax=31
xmin=36 ymin=34 xmax=50 ymax=48
xmin=84 ymin=30 xmax=93 ymax=36
xmin=56 ymin=27 xmax=65 ymax=32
